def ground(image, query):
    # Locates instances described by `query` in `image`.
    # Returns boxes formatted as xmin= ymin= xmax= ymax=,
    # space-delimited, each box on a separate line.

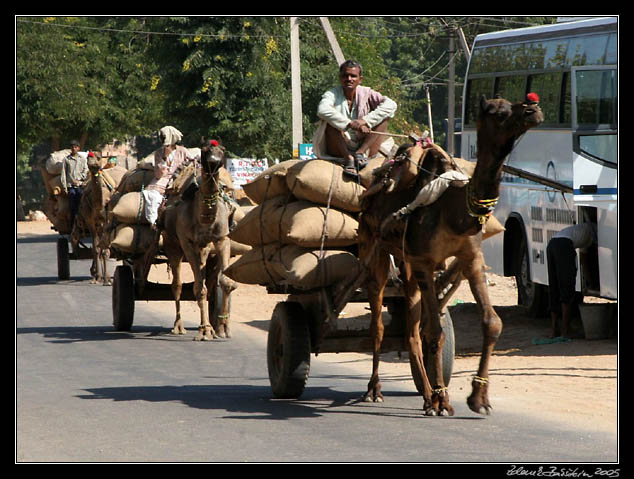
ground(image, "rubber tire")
xmin=112 ymin=265 xmax=135 ymax=331
xmin=267 ymin=301 xmax=311 ymax=399
xmin=57 ymin=238 xmax=70 ymax=280
xmin=516 ymin=235 xmax=548 ymax=317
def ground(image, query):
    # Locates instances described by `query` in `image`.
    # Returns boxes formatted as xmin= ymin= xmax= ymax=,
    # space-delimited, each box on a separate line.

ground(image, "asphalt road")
xmin=16 ymin=232 xmax=618 ymax=465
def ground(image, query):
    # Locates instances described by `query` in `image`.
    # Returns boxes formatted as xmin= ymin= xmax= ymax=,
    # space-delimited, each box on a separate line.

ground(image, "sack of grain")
xmin=110 ymin=223 xmax=160 ymax=254
xmin=111 ymin=191 xmax=147 ymax=224
xmin=230 ymin=197 xmax=358 ymax=248
xmin=269 ymin=246 xmax=360 ymax=290
xmin=242 ymin=160 xmax=300 ymax=204
xmin=45 ymin=149 xmax=71 ymax=175
xmin=285 ymin=159 xmax=366 ymax=212
xmin=225 ymin=243 xmax=360 ymax=289
xmin=117 ymin=168 xmax=156 ymax=193
xmin=483 ymin=215 xmax=504 ymax=240
xmin=224 ymin=243 xmax=283 ymax=285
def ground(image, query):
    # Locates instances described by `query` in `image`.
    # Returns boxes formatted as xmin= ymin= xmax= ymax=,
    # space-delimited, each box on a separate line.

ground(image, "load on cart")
xmin=223 ymin=132 xmax=504 ymax=405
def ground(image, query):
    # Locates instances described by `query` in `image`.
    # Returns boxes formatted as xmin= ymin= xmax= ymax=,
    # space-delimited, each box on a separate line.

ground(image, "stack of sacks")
xmin=40 ymin=149 xmax=89 ymax=234
xmin=107 ymin=158 xmax=247 ymax=257
xmin=225 ymin=159 xmax=365 ymax=290
xmin=106 ymin=151 xmax=187 ymax=256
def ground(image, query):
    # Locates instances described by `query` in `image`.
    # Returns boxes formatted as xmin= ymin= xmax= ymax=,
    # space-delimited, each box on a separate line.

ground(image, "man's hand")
xmin=348 ymin=119 xmax=370 ymax=134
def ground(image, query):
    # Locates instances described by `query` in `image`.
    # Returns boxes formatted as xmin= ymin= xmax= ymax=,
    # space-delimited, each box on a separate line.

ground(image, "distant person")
xmin=317 ymin=60 xmax=397 ymax=179
xmin=546 ymin=221 xmax=597 ymax=339
xmin=60 ymin=140 xmax=88 ymax=228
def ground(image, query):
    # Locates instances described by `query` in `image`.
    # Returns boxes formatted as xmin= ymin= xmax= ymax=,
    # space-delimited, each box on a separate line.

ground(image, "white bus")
xmin=460 ymin=17 xmax=617 ymax=314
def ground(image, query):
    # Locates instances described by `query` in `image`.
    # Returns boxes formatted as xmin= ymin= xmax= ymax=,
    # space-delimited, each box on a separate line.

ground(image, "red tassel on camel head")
xmin=526 ymin=92 xmax=539 ymax=104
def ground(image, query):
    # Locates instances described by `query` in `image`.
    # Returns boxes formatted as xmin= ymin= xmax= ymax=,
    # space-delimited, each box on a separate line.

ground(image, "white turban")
xmin=158 ymin=126 xmax=183 ymax=146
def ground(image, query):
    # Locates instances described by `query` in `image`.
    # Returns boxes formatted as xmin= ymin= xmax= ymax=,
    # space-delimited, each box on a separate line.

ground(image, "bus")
xmin=460 ymin=16 xmax=617 ymax=314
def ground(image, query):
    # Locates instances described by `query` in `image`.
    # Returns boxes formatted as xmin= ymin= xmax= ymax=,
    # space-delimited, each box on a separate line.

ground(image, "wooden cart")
xmin=111 ymin=249 xmax=228 ymax=333
xmin=265 ymin=274 xmax=455 ymax=400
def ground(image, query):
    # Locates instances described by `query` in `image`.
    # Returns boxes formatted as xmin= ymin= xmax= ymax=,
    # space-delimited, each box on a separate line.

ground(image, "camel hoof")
xmin=363 ymin=393 xmax=384 ymax=403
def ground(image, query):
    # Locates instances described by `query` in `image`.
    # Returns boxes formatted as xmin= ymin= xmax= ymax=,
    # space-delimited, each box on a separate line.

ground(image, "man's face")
xmin=71 ymin=144 xmax=80 ymax=154
xmin=340 ymin=66 xmax=362 ymax=93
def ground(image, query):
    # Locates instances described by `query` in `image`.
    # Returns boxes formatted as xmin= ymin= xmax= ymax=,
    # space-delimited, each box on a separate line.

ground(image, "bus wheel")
xmin=515 ymin=236 xmax=548 ymax=317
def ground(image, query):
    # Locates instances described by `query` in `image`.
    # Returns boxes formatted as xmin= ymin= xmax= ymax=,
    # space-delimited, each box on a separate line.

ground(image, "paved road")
xmin=16 ymin=232 xmax=618 ymax=464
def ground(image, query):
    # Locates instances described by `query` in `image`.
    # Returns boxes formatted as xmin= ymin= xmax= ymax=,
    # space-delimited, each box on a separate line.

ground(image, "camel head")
xmin=200 ymin=138 xmax=225 ymax=177
xmin=477 ymin=94 xmax=543 ymax=159
xmin=86 ymin=151 xmax=103 ymax=175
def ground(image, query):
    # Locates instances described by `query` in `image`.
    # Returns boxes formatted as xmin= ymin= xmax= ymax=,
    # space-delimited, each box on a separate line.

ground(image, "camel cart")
xmin=40 ymin=165 xmax=94 ymax=280
xmin=111 ymin=248 xmax=229 ymax=333
xmin=265 ymin=264 xmax=455 ymax=400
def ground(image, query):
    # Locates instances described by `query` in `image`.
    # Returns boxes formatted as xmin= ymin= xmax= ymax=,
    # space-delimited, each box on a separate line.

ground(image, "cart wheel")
xmin=112 ymin=265 xmax=134 ymax=331
xmin=57 ymin=238 xmax=70 ymax=280
xmin=267 ymin=301 xmax=311 ymax=399
xmin=410 ymin=308 xmax=454 ymax=392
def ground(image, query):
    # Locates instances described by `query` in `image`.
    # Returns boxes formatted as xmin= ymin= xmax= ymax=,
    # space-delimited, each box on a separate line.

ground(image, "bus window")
xmin=578 ymin=134 xmax=617 ymax=165
xmin=528 ymin=72 xmax=565 ymax=125
xmin=575 ymin=69 xmax=617 ymax=127
xmin=566 ymin=33 xmax=610 ymax=66
xmin=495 ymin=74 xmax=526 ymax=103
xmin=465 ymin=77 xmax=494 ymax=125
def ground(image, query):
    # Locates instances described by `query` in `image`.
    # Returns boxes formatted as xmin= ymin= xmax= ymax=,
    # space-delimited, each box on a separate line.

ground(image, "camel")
xmin=71 ymin=155 xmax=127 ymax=285
xmin=160 ymin=139 xmax=238 ymax=341
xmin=357 ymin=94 xmax=543 ymax=415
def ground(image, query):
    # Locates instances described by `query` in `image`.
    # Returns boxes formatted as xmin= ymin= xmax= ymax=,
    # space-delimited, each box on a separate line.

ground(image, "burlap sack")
xmin=483 ymin=214 xmax=504 ymax=240
xmin=225 ymin=243 xmax=360 ymax=289
xmin=111 ymin=191 xmax=147 ymax=224
xmin=45 ymin=149 xmax=71 ymax=175
xmin=224 ymin=243 xmax=282 ymax=285
xmin=47 ymin=174 xmax=64 ymax=196
xmin=242 ymin=160 xmax=300 ymax=204
xmin=110 ymin=224 xmax=159 ymax=253
xmin=270 ymin=246 xmax=360 ymax=290
xmin=117 ymin=168 xmax=156 ymax=193
xmin=285 ymin=159 xmax=366 ymax=212
xmin=229 ymin=197 xmax=358 ymax=248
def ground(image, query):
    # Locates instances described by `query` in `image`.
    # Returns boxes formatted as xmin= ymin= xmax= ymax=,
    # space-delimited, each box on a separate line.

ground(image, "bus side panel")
xmin=597 ymin=205 xmax=618 ymax=299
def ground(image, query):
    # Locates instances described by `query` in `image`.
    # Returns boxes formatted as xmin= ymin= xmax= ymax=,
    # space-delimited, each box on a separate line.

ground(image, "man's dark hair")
xmin=339 ymin=60 xmax=363 ymax=76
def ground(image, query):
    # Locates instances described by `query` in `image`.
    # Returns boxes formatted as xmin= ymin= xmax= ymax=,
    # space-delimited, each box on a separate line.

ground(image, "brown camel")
xmin=160 ymin=140 xmax=238 ymax=341
xmin=358 ymin=94 xmax=543 ymax=415
xmin=71 ymin=155 xmax=127 ymax=285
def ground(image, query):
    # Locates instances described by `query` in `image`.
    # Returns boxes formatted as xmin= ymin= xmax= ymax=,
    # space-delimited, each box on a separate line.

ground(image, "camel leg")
xmin=399 ymin=263 xmax=438 ymax=414
xmin=210 ymin=237 xmax=237 ymax=339
xmin=186 ymin=244 xmax=217 ymax=342
xmin=463 ymin=249 xmax=502 ymax=415
xmin=362 ymin=246 xmax=390 ymax=403
xmin=417 ymin=264 xmax=454 ymax=416
xmin=168 ymin=255 xmax=187 ymax=335
xmin=101 ymin=246 xmax=112 ymax=286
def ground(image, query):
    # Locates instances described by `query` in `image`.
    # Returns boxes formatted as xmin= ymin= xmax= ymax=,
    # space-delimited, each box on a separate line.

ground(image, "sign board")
xmin=226 ymin=158 xmax=269 ymax=188
xmin=299 ymin=143 xmax=316 ymax=160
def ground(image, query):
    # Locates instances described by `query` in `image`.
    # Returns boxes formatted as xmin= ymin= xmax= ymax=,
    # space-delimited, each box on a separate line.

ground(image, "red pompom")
xmin=210 ymin=139 xmax=219 ymax=147
xmin=526 ymin=92 xmax=539 ymax=104
xmin=87 ymin=151 xmax=95 ymax=157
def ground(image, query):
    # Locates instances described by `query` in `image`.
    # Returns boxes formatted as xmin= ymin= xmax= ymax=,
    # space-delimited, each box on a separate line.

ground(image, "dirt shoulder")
xmin=17 ymin=219 xmax=618 ymax=436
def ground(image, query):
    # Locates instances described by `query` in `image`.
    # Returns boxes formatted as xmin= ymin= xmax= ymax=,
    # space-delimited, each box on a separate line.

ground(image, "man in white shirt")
xmin=317 ymin=60 xmax=397 ymax=178
xmin=546 ymin=221 xmax=598 ymax=339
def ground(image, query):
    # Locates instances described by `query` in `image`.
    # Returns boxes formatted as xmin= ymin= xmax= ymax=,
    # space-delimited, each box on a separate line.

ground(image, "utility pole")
xmin=319 ymin=17 xmax=346 ymax=65
xmin=447 ymin=24 xmax=456 ymax=156
xmin=290 ymin=17 xmax=302 ymax=156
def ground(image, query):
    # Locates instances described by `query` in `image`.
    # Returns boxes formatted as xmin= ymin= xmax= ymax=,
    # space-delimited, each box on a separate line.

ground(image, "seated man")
xmin=143 ymin=125 xmax=189 ymax=227
xmin=317 ymin=60 xmax=397 ymax=178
